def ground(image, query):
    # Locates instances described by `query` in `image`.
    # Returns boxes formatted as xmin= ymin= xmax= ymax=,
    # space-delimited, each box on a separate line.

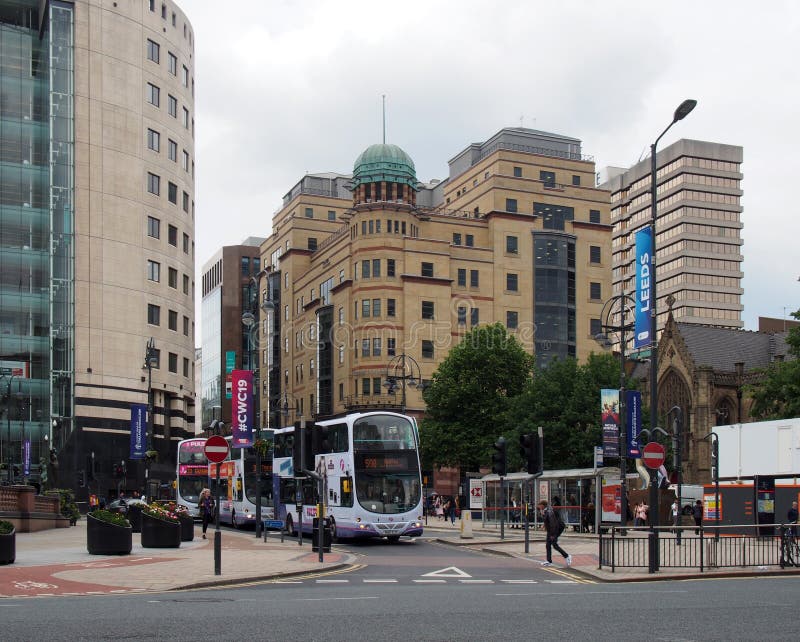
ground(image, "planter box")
xmin=0 ymin=528 xmax=15 ymax=565
xmin=179 ymin=516 xmax=195 ymax=542
xmin=141 ymin=512 xmax=181 ymax=548
xmin=86 ymin=514 xmax=132 ymax=555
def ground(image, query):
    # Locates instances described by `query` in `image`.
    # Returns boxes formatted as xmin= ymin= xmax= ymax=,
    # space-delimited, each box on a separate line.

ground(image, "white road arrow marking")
xmin=422 ymin=566 xmax=472 ymax=578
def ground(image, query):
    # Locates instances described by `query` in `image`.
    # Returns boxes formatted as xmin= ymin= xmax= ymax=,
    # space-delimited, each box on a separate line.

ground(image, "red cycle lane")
xmin=0 ymin=556 xmax=176 ymax=598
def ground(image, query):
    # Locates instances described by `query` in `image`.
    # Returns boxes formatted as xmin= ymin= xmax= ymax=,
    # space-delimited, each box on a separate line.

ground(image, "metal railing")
xmin=599 ymin=524 xmax=794 ymax=573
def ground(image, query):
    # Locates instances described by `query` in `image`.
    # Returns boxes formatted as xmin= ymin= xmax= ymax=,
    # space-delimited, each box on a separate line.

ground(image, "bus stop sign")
xmin=642 ymin=442 xmax=665 ymax=470
xmin=205 ymin=435 xmax=229 ymax=464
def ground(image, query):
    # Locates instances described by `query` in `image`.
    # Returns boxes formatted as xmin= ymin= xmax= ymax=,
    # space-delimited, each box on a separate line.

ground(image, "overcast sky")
xmin=188 ymin=0 xmax=800 ymax=339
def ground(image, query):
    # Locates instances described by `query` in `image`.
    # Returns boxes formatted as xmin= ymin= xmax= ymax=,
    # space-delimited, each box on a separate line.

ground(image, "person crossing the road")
xmin=538 ymin=499 xmax=571 ymax=567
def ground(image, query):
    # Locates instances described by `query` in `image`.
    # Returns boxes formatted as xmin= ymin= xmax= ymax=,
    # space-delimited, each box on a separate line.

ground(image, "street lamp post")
xmin=280 ymin=391 xmax=304 ymax=545
xmin=595 ymin=294 xmax=636 ymax=535
xmin=666 ymin=405 xmax=683 ymax=545
xmin=2 ymin=374 xmax=17 ymax=484
xmin=383 ymin=353 xmax=426 ymax=413
xmin=702 ymin=431 xmax=720 ymax=541
xmin=143 ymin=338 xmax=158 ymax=500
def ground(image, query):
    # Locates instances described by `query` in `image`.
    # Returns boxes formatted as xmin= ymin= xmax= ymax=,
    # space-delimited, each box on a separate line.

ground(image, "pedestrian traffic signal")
xmin=710 ymin=438 xmax=719 ymax=477
xmin=519 ymin=433 xmax=542 ymax=476
xmin=491 ymin=437 xmax=507 ymax=477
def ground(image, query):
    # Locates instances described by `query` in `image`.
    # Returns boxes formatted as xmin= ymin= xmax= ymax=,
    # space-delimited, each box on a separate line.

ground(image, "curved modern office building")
xmin=0 ymin=0 xmax=196 ymax=500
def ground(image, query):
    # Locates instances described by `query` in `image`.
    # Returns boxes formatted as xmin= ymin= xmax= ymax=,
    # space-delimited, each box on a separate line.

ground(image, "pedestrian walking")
xmin=787 ymin=500 xmax=798 ymax=536
xmin=447 ymin=496 xmax=457 ymax=524
xmin=693 ymin=499 xmax=703 ymax=534
xmin=199 ymin=488 xmax=215 ymax=539
xmin=634 ymin=500 xmax=649 ymax=527
xmin=538 ymin=499 xmax=571 ymax=567
xmin=671 ymin=499 xmax=680 ymax=533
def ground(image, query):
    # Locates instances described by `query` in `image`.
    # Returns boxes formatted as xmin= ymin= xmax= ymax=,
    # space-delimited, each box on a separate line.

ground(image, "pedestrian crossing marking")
xmin=501 ymin=580 xmax=538 ymax=584
xmin=413 ymin=579 xmax=447 ymax=583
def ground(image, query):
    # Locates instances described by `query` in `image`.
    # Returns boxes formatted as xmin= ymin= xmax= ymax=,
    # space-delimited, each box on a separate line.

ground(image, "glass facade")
xmin=0 ymin=0 xmax=74 ymax=477
xmin=533 ymin=234 xmax=576 ymax=369
xmin=201 ymin=288 xmax=222 ymax=427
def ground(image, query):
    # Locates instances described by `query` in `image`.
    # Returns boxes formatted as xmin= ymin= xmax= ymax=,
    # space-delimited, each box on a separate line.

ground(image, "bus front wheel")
xmin=285 ymin=515 xmax=295 ymax=536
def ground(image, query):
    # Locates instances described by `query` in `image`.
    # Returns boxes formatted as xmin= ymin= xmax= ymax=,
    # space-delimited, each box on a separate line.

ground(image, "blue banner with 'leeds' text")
xmin=130 ymin=403 xmax=147 ymax=459
xmin=634 ymin=227 xmax=653 ymax=349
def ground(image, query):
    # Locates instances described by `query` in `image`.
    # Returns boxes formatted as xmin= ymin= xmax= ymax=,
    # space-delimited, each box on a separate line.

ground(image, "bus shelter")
xmin=479 ymin=467 xmax=620 ymax=532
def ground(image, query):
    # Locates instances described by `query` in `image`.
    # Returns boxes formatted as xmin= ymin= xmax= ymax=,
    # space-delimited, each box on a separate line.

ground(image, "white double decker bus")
xmin=176 ymin=438 xmax=208 ymax=518
xmin=273 ymin=411 xmax=423 ymax=541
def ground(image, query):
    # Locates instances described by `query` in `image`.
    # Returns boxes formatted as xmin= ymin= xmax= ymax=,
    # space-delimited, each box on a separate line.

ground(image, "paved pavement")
xmin=2 ymin=516 xmax=797 ymax=598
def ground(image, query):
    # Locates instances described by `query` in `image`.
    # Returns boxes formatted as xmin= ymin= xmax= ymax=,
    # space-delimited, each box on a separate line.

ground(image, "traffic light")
xmin=77 ymin=470 xmax=86 ymax=487
xmin=519 ymin=433 xmax=542 ymax=476
xmin=491 ymin=437 xmax=507 ymax=477
xmin=710 ymin=439 xmax=719 ymax=479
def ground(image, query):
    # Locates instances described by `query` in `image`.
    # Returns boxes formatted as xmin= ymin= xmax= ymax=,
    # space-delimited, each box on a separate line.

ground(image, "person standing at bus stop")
xmin=199 ymin=488 xmax=215 ymax=539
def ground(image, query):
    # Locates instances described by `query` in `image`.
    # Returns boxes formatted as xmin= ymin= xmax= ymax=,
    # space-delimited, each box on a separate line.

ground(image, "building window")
xmin=590 ymin=245 xmax=601 ymax=264
xmin=387 ymin=337 xmax=396 ymax=356
xmin=470 ymin=308 xmax=479 ymax=327
xmin=362 ymin=378 xmax=371 ymax=396
xmin=183 ymin=357 xmax=189 ymax=377
xmin=147 ymin=39 xmax=160 ymax=63
xmin=387 ymin=298 xmax=396 ymax=317
xmin=457 ymin=306 xmax=466 ymax=326
xmin=453 ymin=233 xmax=462 ymax=245
xmin=361 ymin=339 xmax=370 ymax=358
xmin=372 ymin=338 xmax=381 ymax=357
xmin=513 ymin=166 xmax=522 ymax=178
xmin=183 ymin=274 xmax=189 ymax=295
xmin=589 ymin=209 xmax=601 ymax=224
xmin=147 ymin=128 xmax=160 ymax=152
xmin=465 ymin=234 xmax=474 ymax=247
xmin=183 ymin=315 xmax=189 ymax=336
xmin=372 ymin=298 xmax=381 ymax=317
xmin=161 ymin=3 xmax=166 ymax=19
xmin=183 ymin=233 xmax=189 ymax=253
xmin=147 ymin=304 xmax=160 ymax=326
xmin=540 ymin=170 xmax=556 ymax=188
xmin=505 ymin=198 xmax=517 ymax=213
xmin=506 ymin=235 xmax=518 ymax=254
xmin=361 ymin=259 xmax=370 ymax=279
xmin=572 ymin=174 xmax=581 ymax=186
xmin=362 ymin=299 xmax=370 ymax=318
xmin=506 ymin=273 xmax=518 ymax=292
xmin=182 ymin=150 xmax=189 ymax=171
xmin=338 ymin=306 xmax=344 ymax=325
xmin=168 ymin=352 xmax=178 ymax=373
xmin=421 ymin=262 xmax=434 ymax=277
xmin=421 ymin=301 xmax=434 ymax=320
xmin=147 ymin=173 xmax=160 ymax=195
xmin=590 ymin=282 xmax=602 ymax=300
xmin=338 ymin=345 xmax=344 ymax=364
xmin=535 ymin=202 xmax=575 ymax=231
xmin=422 ymin=340 xmax=434 ymax=359
xmin=327 ymin=210 xmax=336 ymax=221
xmin=168 ymin=94 xmax=177 ymax=117
xmin=168 ymin=138 xmax=177 ymax=161
xmin=182 ymin=107 xmax=189 ymax=128
xmin=168 ymin=51 xmax=177 ymax=75
xmin=149 ymin=0 xmax=154 ymax=11
xmin=506 ymin=311 xmax=519 ymax=329
xmin=457 ymin=269 xmax=466 ymax=287
xmin=146 ymin=83 xmax=160 ymax=107
xmin=372 ymin=258 xmax=381 ymax=278
xmin=387 ymin=259 xmax=396 ymax=277
xmin=182 ymin=191 xmax=189 ymax=212
xmin=305 ymin=207 xmax=313 ymax=218
xmin=147 ymin=260 xmax=160 ymax=282
xmin=168 ymin=309 xmax=178 ymax=331
xmin=168 ymin=267 xmax=178 ymax=288
xmin=147 ymin=216 xmax=160 ymax=239
xmin=168 ymin=182 xmax=177 ymax=204
xmin=168 ymin=224 xmax=177 ymax=246
xmin=590 ymin=318 xmax=602 ymax=337
xmin=470 ymin=269 xmax=479 ymax=288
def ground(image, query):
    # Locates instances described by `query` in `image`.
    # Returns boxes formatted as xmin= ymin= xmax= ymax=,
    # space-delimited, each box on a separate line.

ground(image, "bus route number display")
xmin=358 ymin=453 xmax=408 ymax=471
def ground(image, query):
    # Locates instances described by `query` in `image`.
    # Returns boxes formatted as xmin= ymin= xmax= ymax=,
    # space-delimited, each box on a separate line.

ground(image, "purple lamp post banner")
xmin=231 ymin=369 xmax=254 ymax=447
xmin=601 ymin=388 xmax=620 ymax=458
xmin=634 ymin=227 xmax=653 ymax=350
xmin=626 ymin=390 xmax=642 ymax=457
xmin=129 ymin=403 xmax=147 ymax=459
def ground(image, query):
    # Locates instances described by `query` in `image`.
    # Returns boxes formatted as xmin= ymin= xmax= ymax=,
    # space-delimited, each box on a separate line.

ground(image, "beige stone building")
xmin=255 ymin=128 xmax=612 ymax=429
xmin=0 ymin=0 xmax=196 ymax=499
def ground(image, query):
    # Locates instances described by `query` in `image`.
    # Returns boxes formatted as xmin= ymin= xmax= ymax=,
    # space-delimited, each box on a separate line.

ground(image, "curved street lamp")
xmin=383 ymin=353 xmax=427 ymax=414
xmin=142 ymin=338 xmax=158 ymax=500
xmin=594 ymin=293 xmax=636 ymax=535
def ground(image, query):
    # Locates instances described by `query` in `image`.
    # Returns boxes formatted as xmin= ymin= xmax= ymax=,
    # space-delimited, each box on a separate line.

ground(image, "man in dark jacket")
xmin=538 ymin=499 xmax=571 ymax=567
xmin=693 ymin=500 xmax=703 ymax=534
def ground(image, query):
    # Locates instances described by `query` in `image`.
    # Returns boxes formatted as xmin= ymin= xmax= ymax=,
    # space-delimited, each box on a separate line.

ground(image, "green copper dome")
xmin=352 ymin=143 xmax=417 ymax=190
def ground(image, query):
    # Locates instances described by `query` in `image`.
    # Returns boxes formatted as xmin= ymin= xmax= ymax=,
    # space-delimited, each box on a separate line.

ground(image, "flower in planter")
xmin=0 ymin=520 xmax=14 ymax=535
xmin=141 ymin=502 xmax=180 ymax=524
xmin=152 ymin=501 xmax=190 ymax=519
xmin=90 ymin=510 xmax=131 ymax=528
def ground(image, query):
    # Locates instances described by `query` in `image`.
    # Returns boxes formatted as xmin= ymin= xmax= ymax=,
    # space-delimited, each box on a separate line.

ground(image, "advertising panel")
xmin=601 ymin=388 xmax=620 ymax=457
xmin=601 ymin=477 xmax=621 ymax=522
xmin=225 ymin=351 xmax=236 ymax=399
xmin=634 ymin=227 xmax=653 ymax=349
xmin=129 ymin=403 xmax=147 ymax=459
xmin=231 ymin=369 xmax=253 ymax=447
xmin=626 ymin=390 xmax=642 ymax=457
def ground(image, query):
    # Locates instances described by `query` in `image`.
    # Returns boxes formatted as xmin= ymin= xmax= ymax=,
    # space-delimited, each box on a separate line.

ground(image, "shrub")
xmin=90 ymin=510 xmax=130 ymax=528
xmin=0 ymin=520 xmax=14 ymax=535
xmin=46 ymin=489 xmax=80 ymax=523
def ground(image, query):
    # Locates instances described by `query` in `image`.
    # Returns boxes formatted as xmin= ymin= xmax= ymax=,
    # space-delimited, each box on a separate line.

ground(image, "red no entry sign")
xmin=642 ymin=442 xmax=665 ymax=470
xmin=204 ymin=435 xmax=229 ymax=464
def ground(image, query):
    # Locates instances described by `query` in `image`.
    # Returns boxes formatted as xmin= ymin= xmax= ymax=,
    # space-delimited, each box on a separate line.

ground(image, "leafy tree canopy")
xmin=420 ymin=323 xmax=534 ymax=470
xmin=748 ymin=309 xmax=800 ymax=420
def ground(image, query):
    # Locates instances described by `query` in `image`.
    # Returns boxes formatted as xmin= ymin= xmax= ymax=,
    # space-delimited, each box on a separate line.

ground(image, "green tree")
xmin=748 ymin=309 xmax=800 ymax=419
xmin=501 ymin=352 xmax=634 ymax=470
xmin=420 ymin=323 xmax=534 ymax=470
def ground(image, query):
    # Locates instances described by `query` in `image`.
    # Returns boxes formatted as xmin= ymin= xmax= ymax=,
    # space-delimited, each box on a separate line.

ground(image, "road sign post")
xmin=204 ymin=435 xmax=229 ymax=576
